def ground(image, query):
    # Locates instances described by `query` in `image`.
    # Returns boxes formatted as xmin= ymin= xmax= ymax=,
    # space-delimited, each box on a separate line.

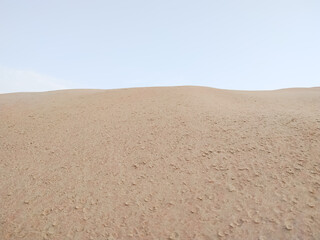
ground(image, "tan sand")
xmin=0 ymin=86 xmax=319 ymax=239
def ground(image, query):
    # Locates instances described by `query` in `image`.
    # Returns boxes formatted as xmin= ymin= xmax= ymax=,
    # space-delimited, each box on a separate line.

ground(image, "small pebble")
xmin=228 ymin=184 xmax=236 ymax=192
xmin=307 ymin=201 xmax=316 ymax=208
xmin=253 ymin=217 xmax=260 ymax=224
xmin=47 ymin=227 xmax=55 ymax=235
xmin=285 ymin=221 xmax=293 ymax=230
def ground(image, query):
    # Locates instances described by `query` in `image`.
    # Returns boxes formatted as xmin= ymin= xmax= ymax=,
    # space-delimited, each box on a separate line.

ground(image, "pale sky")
xmin=0 ymin=0 xmax=319 ymax=93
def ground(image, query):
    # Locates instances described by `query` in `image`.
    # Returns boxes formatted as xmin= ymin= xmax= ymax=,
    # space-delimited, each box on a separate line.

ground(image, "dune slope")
xmin=0 ymin=86 xmax=320 ymax=239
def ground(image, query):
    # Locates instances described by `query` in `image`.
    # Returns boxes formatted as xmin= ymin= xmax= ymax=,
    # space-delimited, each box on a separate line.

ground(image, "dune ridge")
xmin=0 ymin=86 xmax=319 ymax=239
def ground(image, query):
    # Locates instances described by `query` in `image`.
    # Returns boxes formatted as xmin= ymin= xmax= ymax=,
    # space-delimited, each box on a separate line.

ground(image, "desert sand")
xmin=0 ymin=86 xmax=319 ymax=240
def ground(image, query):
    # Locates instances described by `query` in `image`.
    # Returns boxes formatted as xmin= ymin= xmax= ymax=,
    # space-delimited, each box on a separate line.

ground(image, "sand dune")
xmin=0 ymin=86 xmax=319 ymax=240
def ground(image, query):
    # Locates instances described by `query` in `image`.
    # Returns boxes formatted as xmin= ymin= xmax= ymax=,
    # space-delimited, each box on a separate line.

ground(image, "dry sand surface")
xmin=0 ymin=86 xmax=320 ymax=240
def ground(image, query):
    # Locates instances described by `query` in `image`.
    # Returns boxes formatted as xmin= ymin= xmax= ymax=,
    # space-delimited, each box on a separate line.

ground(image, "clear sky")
xmin=0 ymin=0 xmax=319 ymax=93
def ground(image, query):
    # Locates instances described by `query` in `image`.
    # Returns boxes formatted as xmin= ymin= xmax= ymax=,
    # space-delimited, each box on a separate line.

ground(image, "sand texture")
xmin=0 ymin=86 xmax=320 ymax=239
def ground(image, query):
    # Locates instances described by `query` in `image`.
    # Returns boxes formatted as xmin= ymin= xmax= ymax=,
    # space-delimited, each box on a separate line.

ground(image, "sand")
xmin=0 ymin=86 xmax=319 ymax=239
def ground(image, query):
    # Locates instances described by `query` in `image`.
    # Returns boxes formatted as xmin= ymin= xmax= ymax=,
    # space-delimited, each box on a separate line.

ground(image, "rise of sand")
xmin=0 ymin=86 xmax=319 ymax=239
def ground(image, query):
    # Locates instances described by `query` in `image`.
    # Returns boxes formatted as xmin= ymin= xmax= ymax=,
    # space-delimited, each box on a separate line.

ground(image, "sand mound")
xmin=0 ymin=86 xmax=319 ymax=239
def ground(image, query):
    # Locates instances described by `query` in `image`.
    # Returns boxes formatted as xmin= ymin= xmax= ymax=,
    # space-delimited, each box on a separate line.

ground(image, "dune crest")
xmin=1 ymin=86 xmax=319 ymax=239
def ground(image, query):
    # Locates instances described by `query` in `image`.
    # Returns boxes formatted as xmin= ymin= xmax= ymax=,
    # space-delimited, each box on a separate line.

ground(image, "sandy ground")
xmin=0 ymin=86 xmax=319 ymax=240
